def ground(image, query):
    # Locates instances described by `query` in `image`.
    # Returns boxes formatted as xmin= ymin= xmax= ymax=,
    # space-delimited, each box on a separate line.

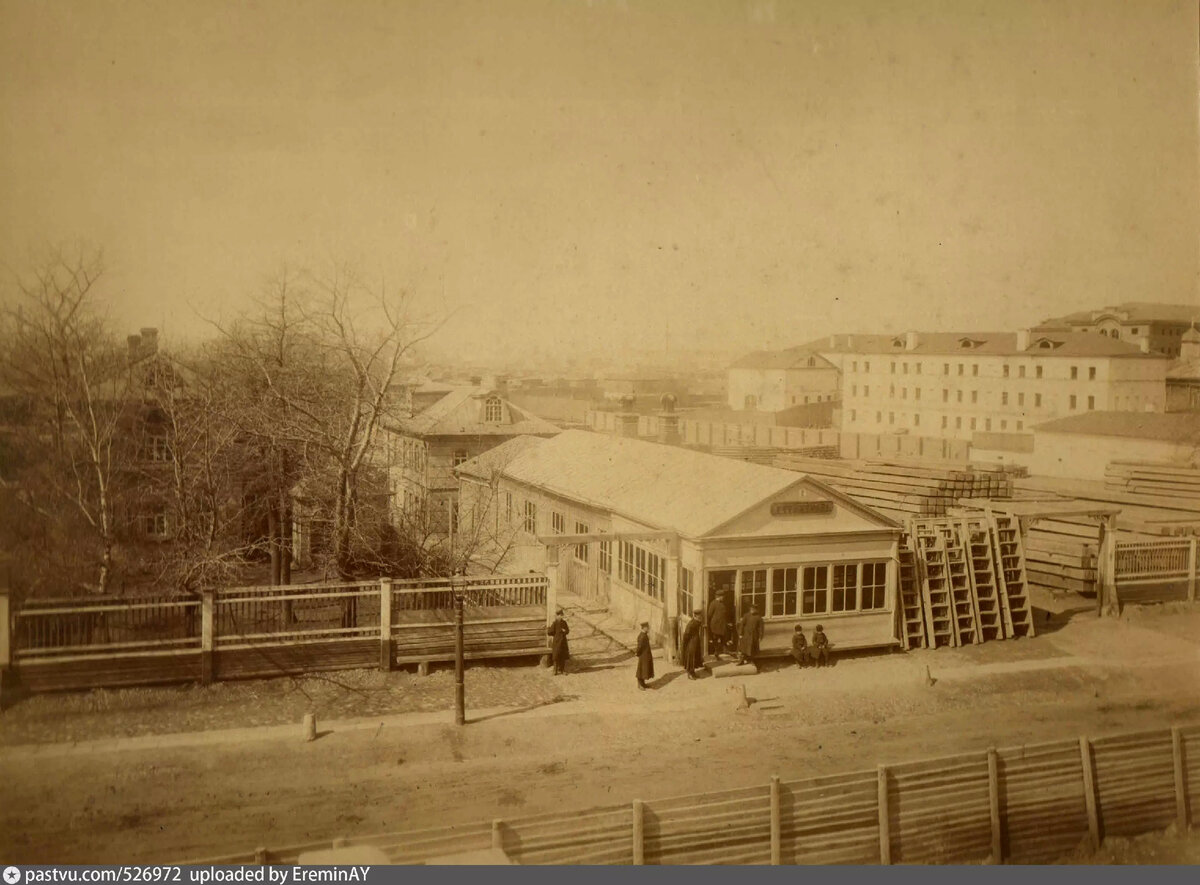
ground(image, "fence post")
xmin=201 ymin=590 xmax=214 ymax=685
xmin=877 ymin=765 xmax=891 ymax=865
xmin=379 ymin=578 xmax=393 ymax=671
xmin=632 ymin=799 xmax=645 ymax=865
xmin=987 ymin=747 xmax=1003 ymax=863
xmin=1172 ymin=726 xmax=1188 ymax=832
xmin=1188 ymin=539 xmax=1197 ymax=603
xmin=254 ymin=847 xmax=268 ymax=865
xmin=492 ymin=818 xmax=504 ymax=852
xmin=770 ymin=774 xmax=781 ymax=865
xmin=1079 ymin=736 xmax=1101 ymax=851
xmin=0 ymin=586 xmax=10 ymax=709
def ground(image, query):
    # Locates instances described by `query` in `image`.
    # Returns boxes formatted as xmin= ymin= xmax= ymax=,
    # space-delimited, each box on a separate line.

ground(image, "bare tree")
xmin=0 ymin=249 xmax=130 ymax=594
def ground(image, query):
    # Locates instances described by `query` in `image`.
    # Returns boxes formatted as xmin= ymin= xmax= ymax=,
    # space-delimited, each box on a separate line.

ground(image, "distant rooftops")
xmin=803 ymin=330 xmax=1164 ymax=358
xmin=387 ymin=387 xmax=559 ymax=437
xmin=729 ymin=347 xmax=837 ymax=371
xmin=1041 ymin=302 xmax=1200 ymax=326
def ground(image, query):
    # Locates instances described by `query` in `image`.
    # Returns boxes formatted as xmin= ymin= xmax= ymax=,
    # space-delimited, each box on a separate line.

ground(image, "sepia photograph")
xmin=1 ymin=0 xmax=1198 ymax=870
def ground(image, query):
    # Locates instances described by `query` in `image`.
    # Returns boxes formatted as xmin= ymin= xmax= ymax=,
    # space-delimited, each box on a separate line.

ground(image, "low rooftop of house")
xmin=1033 ymin=410 xmax=1200 ymax=442
xmin=805 ymin=330 xmax=1164 ymax=359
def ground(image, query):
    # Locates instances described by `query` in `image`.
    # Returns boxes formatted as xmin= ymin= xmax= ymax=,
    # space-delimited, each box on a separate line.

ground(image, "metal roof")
xmin=456 ymin=429 xmax=892 ymax=538
xmin=387 ymin=388 xmax=559 ymax=438
xmin=802 ymin=331 xmax=1165 ymax=358
xmin=1032 ymin=410 xmax=1200 ymax=441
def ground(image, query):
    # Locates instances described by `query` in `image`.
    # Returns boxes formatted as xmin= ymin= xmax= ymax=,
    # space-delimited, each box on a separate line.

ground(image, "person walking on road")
xmin=736 ymin=605 xmax=764 ymax=666
xmin=680 ymin=611 xmax=704 ymax=679
xmin=635 ymin=621 xmax=655 ymax=690
xmin=547 ymin=607 xmax=570 ymax=675
xmin=706 ymin=594 xmax=728 ymax=657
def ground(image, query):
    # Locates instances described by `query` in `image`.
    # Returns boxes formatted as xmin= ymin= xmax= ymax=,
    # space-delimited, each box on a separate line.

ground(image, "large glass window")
xmin=679 ymin=567 xmax=694 ymax=616
xmin=831 ymin=563 xmax=858 ymax=612
xmin=802 ymin=565 xmax=828 ymax=614
xmin=574 ymin=521 xmax=589 ymax=562
xmin=771 ymin=567 xmax=798 ymax=616
xmin=861 ymin=562 xmax=887 ymax=609
xmin=741 ymin=569 xmax=768 ymax=616
xmin=523 ymin=501 xmax=537 ymax=534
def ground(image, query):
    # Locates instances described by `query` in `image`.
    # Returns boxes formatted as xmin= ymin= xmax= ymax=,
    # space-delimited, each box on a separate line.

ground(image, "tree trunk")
xmin=267 ymin=500 xmax=281 ymax=586
xmin=281 ymin=496 xmax=293 ymax=585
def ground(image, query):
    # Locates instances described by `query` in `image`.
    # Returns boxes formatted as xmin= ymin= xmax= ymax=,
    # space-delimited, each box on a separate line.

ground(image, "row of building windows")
xmin=738 ymin=562 xmax=887 ymax=617
xmin=618 ymin=541 xmax=667 ymax=602
xmin=848 ymin=360 xmax=1110 ymax=380
xmin=849 ymin=410 xmax=1031 ymax=432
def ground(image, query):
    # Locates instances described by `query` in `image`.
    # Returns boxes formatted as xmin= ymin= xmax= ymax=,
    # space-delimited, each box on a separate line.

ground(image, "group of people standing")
xmin=548 ymin=600 xmax=832 ymax=688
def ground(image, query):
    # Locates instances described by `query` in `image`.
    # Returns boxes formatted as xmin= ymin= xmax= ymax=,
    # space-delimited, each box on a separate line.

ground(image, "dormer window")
xmin=1033 ymin=337 xmax=1062 ymax=350
xmin=891 ymin=337 xmax=903 ymax=348
xmin=484 ymin=396 xmax=503 ymax=423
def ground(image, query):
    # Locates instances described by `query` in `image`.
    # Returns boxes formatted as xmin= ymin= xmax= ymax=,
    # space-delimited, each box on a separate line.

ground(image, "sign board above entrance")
xmin=770 ymin=500 xmax=834 ymax=516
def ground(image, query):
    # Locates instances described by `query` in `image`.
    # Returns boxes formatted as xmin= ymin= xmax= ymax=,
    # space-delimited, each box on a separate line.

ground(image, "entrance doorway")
xmin=707 ymin=570 xmax=737 ymax=655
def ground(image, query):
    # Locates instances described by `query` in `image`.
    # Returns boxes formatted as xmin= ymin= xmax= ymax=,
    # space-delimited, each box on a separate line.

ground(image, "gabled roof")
xmin=456 ymin=429 xmax=896 ymax=538
xmin=803 ymin=331 xmax=1163 ymax=358
xmin=1033 ymin=411 xmax=1200 ymax=442
xmin=729 ymin=347 xmax=837 ymax=371
xmin=388 ymin=388 xmax=559 ymax=437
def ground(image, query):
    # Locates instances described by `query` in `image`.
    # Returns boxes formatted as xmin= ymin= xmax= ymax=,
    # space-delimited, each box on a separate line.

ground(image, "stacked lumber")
xmin=1014 ymin=476 xmax=1200 ymax=538
xmin=1104 ymin=460 xmax=1200 ymax=500
xmin=772 ymin=454 xmax=1021 ymax=522
xmin=708 ymin=444 xmax=838 ymax=465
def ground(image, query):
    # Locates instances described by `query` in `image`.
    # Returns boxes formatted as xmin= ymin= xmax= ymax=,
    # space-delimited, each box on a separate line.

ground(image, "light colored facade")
xmin=1028 ymin=412 xmax=1200 ymax=480
xmin=726 ymin=347 xmax=840 ymax=412
xmin=1039 ymin=302 xmax=1200 ymax=358
xmin=832 ymin=330 xmax=1171 ymax=442
xmin=382 ymin=386 xmax=558 ymax=535
xmin=1166 ymin=326 xmax=1200 ymax=412
xmin=457 ymin=430 xmax=902 ymax=654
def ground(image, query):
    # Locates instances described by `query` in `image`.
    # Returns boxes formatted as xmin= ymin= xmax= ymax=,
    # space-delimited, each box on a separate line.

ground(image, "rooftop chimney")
xmin=139 ymin=328 xmax=159 ymax=355
xmin=905 ymin=330 xmax=919 ymax=351
xmin=127 ymin=334 xmax=141 ymax=358
xmin=1139 ymin=337 xmax=1151 ymax=354
xmin=658 ymin=393 xmax=680 ymax=446
xmin=1016 ymin=328 xmax=1031 ymax=351
xmin=616 ymin=394 xmax=640 ymax=438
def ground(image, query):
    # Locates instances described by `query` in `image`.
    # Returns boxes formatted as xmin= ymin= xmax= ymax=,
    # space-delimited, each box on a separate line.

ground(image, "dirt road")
xmin=2 ymin=605 xmax=1198 ymax=863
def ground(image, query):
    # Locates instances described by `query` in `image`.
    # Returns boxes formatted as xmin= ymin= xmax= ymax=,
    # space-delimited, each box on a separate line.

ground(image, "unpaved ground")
xmin=1 ymin=604 xmax=1198 ymax=864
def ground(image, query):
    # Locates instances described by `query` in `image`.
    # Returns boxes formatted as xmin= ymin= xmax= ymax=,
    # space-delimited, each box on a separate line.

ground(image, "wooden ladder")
xmin=913 ymin=525 xmax=957 ymax=648
xmin=897 ymin=535 xmax=927 ymax=650
xmin=959 ymin=516 xmax=1007 ymax=641
xmin=914 ymin=519 xmax=980 ymax=646
xmin=987 ymin=509 xmax=1036 ymax=639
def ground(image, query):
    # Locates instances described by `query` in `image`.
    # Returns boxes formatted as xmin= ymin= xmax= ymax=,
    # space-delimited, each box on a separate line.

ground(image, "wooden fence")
xmin=1114 ymin=539 xmax=1198 ymax=604
xmin=184 ymin=722 xmax=1199 ymax=865
xmin=4 ymin=575 xmax=550 ymax=694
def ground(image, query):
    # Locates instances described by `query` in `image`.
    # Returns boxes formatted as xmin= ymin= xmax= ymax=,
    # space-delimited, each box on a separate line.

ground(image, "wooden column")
xmin=1172 ymin=726 xmax=1188 ymax=832
xmin=1079 ymin=736 xmax=1101 ymax=851
xmin=379 ymin=578 xmax=393 ymax=671
xmin=770 ymin=775 xmax=782 ymax=865
xmin=987 ymin=747 xmax=1003 ymax=864
xmin=877 ymin=765 xmax=892 ymax=864
xmin=1098 ymin=515 xmax=1120 ymax=618
xmin=201 ymin=590 xmax=214 ymax=685
xmin=664 ymin=537 xmax=680 ymax=663
xmin=545 ymin=545 xmax=560 ymax=623
xmin=632 ymin=799 xmax=645 ymax=865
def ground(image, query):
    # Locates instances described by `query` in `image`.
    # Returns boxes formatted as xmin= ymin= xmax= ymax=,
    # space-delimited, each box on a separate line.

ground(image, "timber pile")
xmin=1104 ymin=460 xmax=1200 ymax=501
xmin=708 ymin=444 xmax=838 ymax=465
xmin=773 ymin=454 xmax=1021 ymax=522
xmin=1014 ymin=476 xmax=1200 ymax=539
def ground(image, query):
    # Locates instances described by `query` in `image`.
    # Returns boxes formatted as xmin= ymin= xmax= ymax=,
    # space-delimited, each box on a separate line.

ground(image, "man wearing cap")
xmin=679 ymin=611 xmax=704 ymax=679
xmin=547 ymin=607 xmax=570 ymax=675
xmin=635 ymin=621 xmax=655 ymax=690
xmin=706 ymin=593 xmax=728 ymax=657
xmin=812 ymin=624 xmax=831 ymax=668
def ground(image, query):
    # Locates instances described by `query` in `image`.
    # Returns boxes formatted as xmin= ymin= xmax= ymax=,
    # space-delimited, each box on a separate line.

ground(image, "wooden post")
xmin=1079 ymin=736 xmax=1101 ymax=851
xmin=492 ymin=818 xmax=504 ymax=852
xmin=545 ymin=545 xmax=559 ymax=624
xmin=1172 ymin=726 xmax=1188 ymax=831
xmin=0 ymin=586 xmax=10 ymax=672
xmin=877 ymin=765 xmax=891 ymax=865
xmin=254 ymin=847 xmax=268 ymax=865
xmin=452 ymin=576 xmax=466 ymax=727
xmin=379 ymin=578 xmax=393 ymax=671
xmin=664 ymin=537 xmax=680 ymax=664
xmin=1098 ymin=515 xmax=1120 ymax=618
xmin=201 ymin=590 xmax=214 ymax=685
xmin=987 ymin=747 xmax=1003 ymax=864
xmin=770 ymin=775 xmax=781 ymax=865
xmin=632 ymin=799 xmax=645 ymax=865
xmin=303 ymin=712 xmax=317 ymax=742
xmin=1187 ymin=539 xmax=1197 ymax=604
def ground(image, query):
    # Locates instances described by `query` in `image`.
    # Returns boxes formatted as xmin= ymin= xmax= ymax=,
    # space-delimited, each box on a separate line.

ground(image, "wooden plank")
xmin=770 ymin=775 xmax=781 ymax=865
xmin=1079 ymin=736 xmax=1100 ymax=852
xmin=632 ymin=799 xmax=644 ymax=865
xmin=877 ymin=765 xmax=891 ymax=865
xmin=1173 ymin=726 xmax=1189 ymax=832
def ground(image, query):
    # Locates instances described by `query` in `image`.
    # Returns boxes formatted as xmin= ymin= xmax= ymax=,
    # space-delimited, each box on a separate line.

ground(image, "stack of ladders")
xmin=899 ymin=514 xmax=1034 ymax=648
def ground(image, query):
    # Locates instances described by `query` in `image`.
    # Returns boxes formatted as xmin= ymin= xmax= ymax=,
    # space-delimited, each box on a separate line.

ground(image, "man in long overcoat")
xmin=547 ymin=607 xmax=570 ymax=675
xmin=706 ymin=594 xmax=728 ymax=656
xmin=737 ymin=605 xmax=764 ymax=666
xmin=635 ymin=621 xmax=655 ymax=690
xmin=679 ymin=611 xmax=704 ymax=679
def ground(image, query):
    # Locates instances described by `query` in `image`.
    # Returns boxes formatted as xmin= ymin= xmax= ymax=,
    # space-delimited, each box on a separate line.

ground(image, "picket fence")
xmin=184 ymin=722 xmax=1199 ymax=866
xmin=4 ymin=575 xmax=550 ymax=694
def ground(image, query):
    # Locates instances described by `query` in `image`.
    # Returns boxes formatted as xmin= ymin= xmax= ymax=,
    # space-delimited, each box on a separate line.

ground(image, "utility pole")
xmin=452 ymin=571 xmax=466 ymax=726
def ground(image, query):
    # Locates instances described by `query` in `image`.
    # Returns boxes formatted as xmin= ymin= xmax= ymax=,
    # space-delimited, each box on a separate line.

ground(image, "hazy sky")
xmin=1 ymin=0 xmax=1197 ymax=366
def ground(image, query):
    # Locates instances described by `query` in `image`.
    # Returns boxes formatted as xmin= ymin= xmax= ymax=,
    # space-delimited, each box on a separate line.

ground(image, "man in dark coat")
xmin=706 ymin=594 xmax=728 ymax=656
xmin=635 ymin=621 xmax=655 ymax=690
xmin=736 ymin=606 xmax=764 ymax=666
xmin=547 ymin=607 xmax=570 ymax=675
xmin=812 ymin=624 xmax=831 ymax=668
xmin=679 ymin=611 xmax=704 ymax=679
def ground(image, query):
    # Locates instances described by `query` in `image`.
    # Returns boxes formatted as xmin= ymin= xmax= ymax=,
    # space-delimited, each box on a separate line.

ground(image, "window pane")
xmin=831 ymin=563 xmax=858 ymax=612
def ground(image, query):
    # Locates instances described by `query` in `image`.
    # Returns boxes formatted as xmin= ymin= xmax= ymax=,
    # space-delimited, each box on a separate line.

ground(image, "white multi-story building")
xmin=726 ymin=347 xmax=840 ymax=412
xmin=831 ymin=330 xmax=1171 ymax=441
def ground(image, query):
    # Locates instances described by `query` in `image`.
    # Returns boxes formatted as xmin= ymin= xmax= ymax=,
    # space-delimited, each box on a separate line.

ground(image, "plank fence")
xmin=1114 ymin=539 xmax=1198 ymax=605
xmin=183 ymin=722 xmax=1200 ymax=866
xmin=3 ymin=575 xmax=550 ymax=694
